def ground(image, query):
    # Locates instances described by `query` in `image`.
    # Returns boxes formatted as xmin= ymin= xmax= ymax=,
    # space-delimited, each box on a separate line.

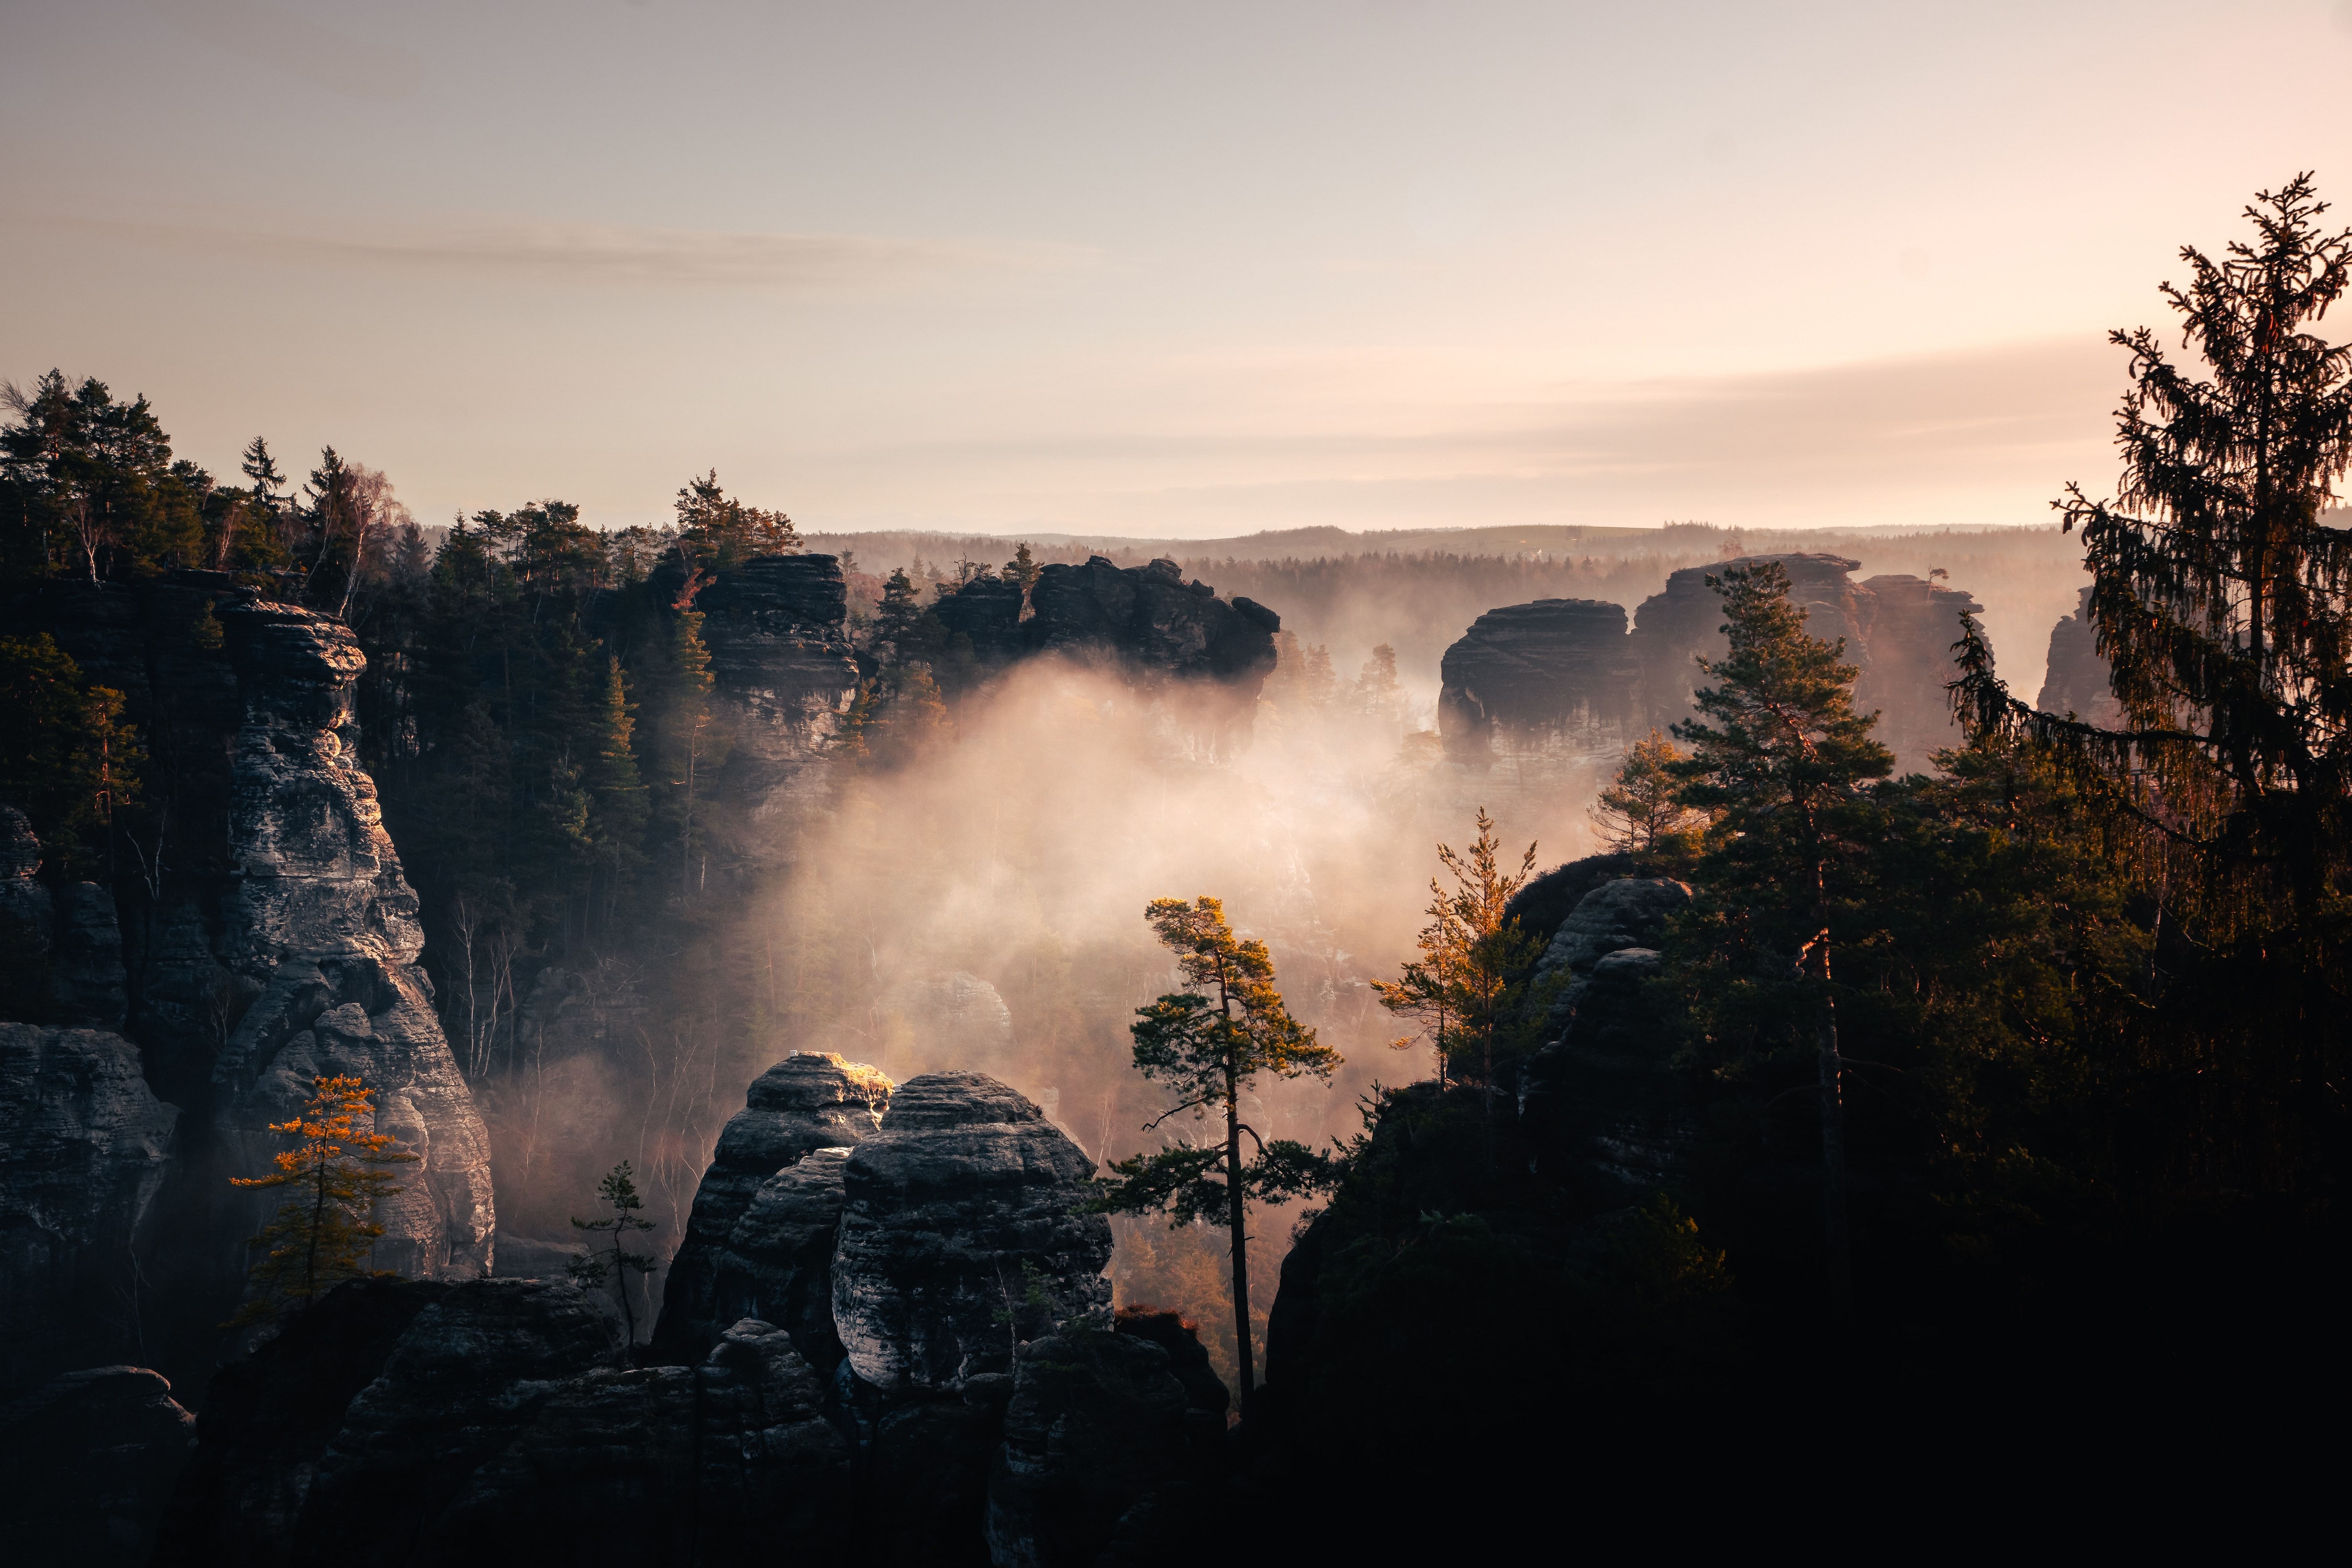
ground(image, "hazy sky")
xmin=6 ymin=0 xmax=2351 ymax=537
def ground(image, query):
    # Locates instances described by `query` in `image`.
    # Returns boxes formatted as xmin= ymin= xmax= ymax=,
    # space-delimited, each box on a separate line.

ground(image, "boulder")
xmin=1436 ymin=598 xmax=1637 ymax=759
xmin=711 ymin=1146 xmax=856 ymax=1371
xmin=652 ymin=1052 xmax=892 ymax=1363
xmin=1532 ymin=878 xmax=1690 ymax=1034
xmin=0 ymin=1024 xmax=179 ymax=1393
xmin=2 ymin=1366 xmax=195 ymax=1568
xmin=984 ymin=1325 xmax=1224 ymax=1568
xmin=833 ymin=1072 xmax=1113 ymax=1391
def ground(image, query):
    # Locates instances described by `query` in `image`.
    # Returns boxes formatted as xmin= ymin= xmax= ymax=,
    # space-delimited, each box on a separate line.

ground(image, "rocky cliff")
xmin=0 ymin=574 xmax=493 ymax=1394
xmin=647 ymin=552 xmax=862 ymax=845
xmin=2038 ymin=586 xmax=2122 ymax=725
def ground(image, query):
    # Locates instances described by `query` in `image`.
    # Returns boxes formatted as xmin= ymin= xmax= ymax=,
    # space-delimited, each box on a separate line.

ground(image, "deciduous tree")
xmin=227 ymin=1076 xmax=418 ymax=1326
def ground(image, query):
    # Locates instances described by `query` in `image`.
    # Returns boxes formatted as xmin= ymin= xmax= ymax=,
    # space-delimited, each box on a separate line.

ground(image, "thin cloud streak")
xmin=810 ymin=337 xmax=2126 ymax=533
xmin=44 ymin=214 xmax=1099 ymax=291
xmin=135 ymin=0 xmax=424 ymax=103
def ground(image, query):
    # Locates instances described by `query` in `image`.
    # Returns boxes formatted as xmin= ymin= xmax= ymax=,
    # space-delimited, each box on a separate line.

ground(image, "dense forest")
xmin=4 ymin=177 xmax=2350 ymax=1554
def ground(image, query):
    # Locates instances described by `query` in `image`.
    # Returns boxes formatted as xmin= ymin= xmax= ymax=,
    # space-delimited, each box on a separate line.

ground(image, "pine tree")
xmin=570 ymin=1159 xmax=658 ymax=1346
xmin=227 ymin=1076 xmax=418 ymax=1326
xmin=1351 ymin=643 xmax=1404 ymax=724
xmin=1672 ymin=561 xmax=1893 ymax=1315
xmin=1091 ymin=897 xmax=1341 ymax=1414
xmin=583 ymin=655 xmax=649 ymax=924
xmin=1591 ymin=728 xmax=1703 ymax=867
xmin=1004 ymin=541 xmax=1042 ymax=615
xmin=652 ymin=574 xmax=728 ymax=900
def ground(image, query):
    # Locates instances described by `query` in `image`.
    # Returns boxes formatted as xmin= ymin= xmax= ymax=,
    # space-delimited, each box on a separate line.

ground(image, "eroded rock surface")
xmin=1021 ymin=556 xmax=1279 ymax=690
xmin=1531 ymin=877 xmax=1691 ymax=1035
xmin=0 ymin=1024 xmax=179 ymax=1392
xmin=652 ymin=1052 xmax=893 ymax=1364
xmin=712 ymin=1146 xmax=856 ymax=1371
xmin=833 ymin=1072 xmax=1113 ymax=1391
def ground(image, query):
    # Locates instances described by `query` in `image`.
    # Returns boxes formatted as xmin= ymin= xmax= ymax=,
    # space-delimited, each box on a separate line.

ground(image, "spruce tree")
xmin=1672 ymin=561 xmax=1893 ymax=1314
xmin=1091 ymin=897 xmax=1340 ymax=1414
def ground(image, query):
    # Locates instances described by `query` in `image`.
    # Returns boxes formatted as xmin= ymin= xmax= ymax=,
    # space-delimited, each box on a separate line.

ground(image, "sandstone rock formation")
xmin=0 ymin=574 xmax=494 ymax=1393
xmin=2 ymin=1366 xmax=195 ymax=1568
xmin=2038 ymin=586 xmax=2122 ymax=725
xmin=1436 ymin=555 xmax=1987 ymax=773
xmin=709 ymin=1147 xmax=857 ymax=1372
xmin=1437 ymin=598 xmax=1638 ymax=759
xmin=0 ymin=1024 xmax=179 ymax=1393
xmin=833 ymin=1072 xmax=1114 ymax=1391
xmin=652 ymin=1051 xmax=893 ymax=1364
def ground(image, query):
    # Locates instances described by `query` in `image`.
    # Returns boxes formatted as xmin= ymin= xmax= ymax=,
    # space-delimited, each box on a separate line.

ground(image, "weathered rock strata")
xmin=2038 ymin=585 xmax=2122 ymax=726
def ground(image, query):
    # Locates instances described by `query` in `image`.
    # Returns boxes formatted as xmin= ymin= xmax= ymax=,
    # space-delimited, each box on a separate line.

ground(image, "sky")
xmin=5 ymin=0 xmax=2352 ymax=539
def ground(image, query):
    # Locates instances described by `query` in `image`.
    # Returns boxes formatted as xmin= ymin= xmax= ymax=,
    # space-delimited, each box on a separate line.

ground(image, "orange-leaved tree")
xmin=227 ymin=1074 xmax=417 ymax=1327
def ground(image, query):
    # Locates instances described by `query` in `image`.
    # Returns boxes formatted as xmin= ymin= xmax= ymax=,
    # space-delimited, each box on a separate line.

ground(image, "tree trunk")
xmin=1811 ymin=855 xmax=1853 ymax=1322
xmin=1226 ymin=1061 xmax=1253 ymax=1415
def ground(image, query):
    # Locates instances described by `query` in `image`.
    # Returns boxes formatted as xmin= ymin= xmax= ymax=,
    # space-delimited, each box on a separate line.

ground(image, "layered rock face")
xmin=0 ymin=1025 xmax=179 ymax=1392
xmin=2038 ymin=586 xmax=2122 ymax=725
xmin=1849 ymin=572 xmax=1988 ymax=768
xmin=1519 ymin=873 xmax=1700 ymax=1198
xmin=835 ymin=1072 xmax=1115 ymax=1391
xmin=652 ymin=1051 xmax=893 ymax=1364
xmin=1528 ymin=876 xmax=1691 ymax=1039
xmin=0 ymin=575 xmax=494 ymax=1391
xmin=1437 ymin=598 xmax=1638 ymax=759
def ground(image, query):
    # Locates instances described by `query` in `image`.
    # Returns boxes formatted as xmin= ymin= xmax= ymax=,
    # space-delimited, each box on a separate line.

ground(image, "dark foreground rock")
xmin=1529 ymin=876 xmax=1691 ymax=1036
xmin=986 ymin=1320 xmax=1229 ymax=1568
xmin=2 ymin=1366 xmax=195 ymax=1568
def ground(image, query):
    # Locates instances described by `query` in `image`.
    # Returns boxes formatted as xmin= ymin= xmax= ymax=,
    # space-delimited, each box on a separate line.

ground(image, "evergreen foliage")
xmin=0 ymin=634 xmax=144 ymax=880
xmin=1589 ymin=728 xmax=1702 ymax=868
